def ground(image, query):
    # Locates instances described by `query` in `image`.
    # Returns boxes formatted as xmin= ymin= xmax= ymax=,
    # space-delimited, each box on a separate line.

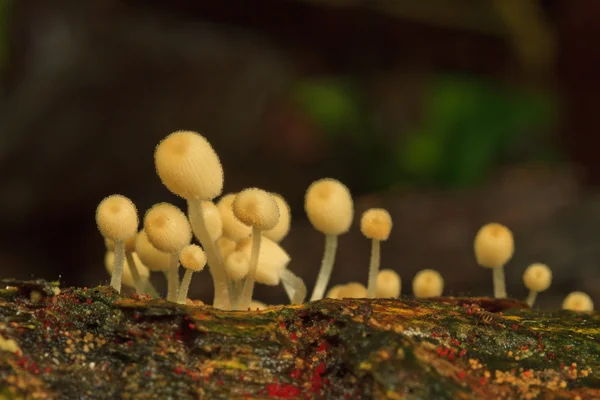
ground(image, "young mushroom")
xmin=135 ymin=231 xmax=173 ymax=297
xmin=144 ymin=203 xmax=192 ymax=302
xmin=96 ymin=195 xmax=139 ymax=293
xmin=522 ymin=263 xmax=552 ymax=307
xmin=305 ymin=178 xmax=354 ymax=301
xmin=562 ymin=291 xmax=594 ymax=312
xmin=232 ymin=190 xmax=280 ymax=310
xmin=474 ymin=223 xmax=514 ymax=299
xmin=413 ymin=269 xmax=444 ymax=298
xmin=177 ymin=244 xmax=207 ymax=304
xmin=154 ymin=130 xmax=230 ymax=309
xmin=360 ymin=208 xmax=393 ymax=298
xmin=217 ymin=194 xmax=252 ymax=241
xmin=326 ymin=284 xmax=344 ymax=299
xmin=338 ymin=282 xmax=367 ymax=299
xmin=376 ymin=269 xmax=401 ymax=298
xmin=104 ymin=251 xmax=150 ymax=293
xmin=263 ymin=193 xmax=291 ymax=243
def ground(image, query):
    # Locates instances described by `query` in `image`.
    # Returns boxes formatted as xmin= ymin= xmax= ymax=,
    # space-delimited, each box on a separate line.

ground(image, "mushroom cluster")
xmin=96 ymin=130 xmax=595 ymax=312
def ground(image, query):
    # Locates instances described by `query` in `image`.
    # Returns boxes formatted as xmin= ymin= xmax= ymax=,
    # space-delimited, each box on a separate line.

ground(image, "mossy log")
xmin=0 ymin=280 xmax=598 ymax=399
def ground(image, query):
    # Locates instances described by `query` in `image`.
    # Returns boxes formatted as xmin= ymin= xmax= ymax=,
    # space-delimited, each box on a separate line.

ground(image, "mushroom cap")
xmin=325 ymin=284 xmax=344 ymax=299
xmin=338 ymin=282 xmax=367 ymax=299
xmin=263 ymin=193 xmax=291 ymax=242
xmin=563 ymin=291 xmax=594 ymax=312
xmin=474 ymin=223 xmax=514 ymax=269
xmin=105 ymin=251 xmax=150 ymax=288
xmin=224 ymin=251 xmax=249 ymax=281
xmin=523 ymin=263 xmax=552 ymax=292
xmin=96 ymin=195 xmax=139 ymax=241
xmin=360 ymin=208 xmax=393 ymax=241
xmin=134 ymin=231 xmax=172 ymax=272
xmin=412 ymin=269 xmax=444 ymax=298
xmin=217 ymin=194 xmax=252 ymax=240
xmin=376 ymin=269 xmax=401 ymax=298
xmin=304 ymin=178 xmax=354 ymax=235
xmin=233 ymin=188 xmax=280 ymax=231
xmin=180 ymin=244 xmax=207 ymax=272
xmin=144 ymin=203 xmax=192 ymax=253
xmin=216 ymin=236 xmax=237 ymax=260
xmin=189 ymin=200 xmax=223 ymax=242
xmin=237 ymin=236 xmax=290 ymax=286
xmin=154 ymin=130 xmax=224 ymax=200
xmin=249 ymin=300 xmax=267 ymax=310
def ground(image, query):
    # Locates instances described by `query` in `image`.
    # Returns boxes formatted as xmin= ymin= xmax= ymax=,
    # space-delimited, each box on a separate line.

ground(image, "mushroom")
xmin=249 ymin=300 xmax=268 ymax=311
xmin=338 ymin=282 xmax=367 ymax=299
xmin=96 ymin=195 xmax=139 ymax=293
xmin=522 ymin=263 xmax=552 ymax=307
xmin=376 ymin=269 xmax=401 ymax=298
xmin=326 ymin=285 xmax=344 ymax=299
xmin=189 ymin=200 xmax=222 ymax=243
xmin=135 ymin=231 xmax=173 ymax=298
xmin=413 ymin=269 xmax=444 ymax=298
xmin=224 ymin=251 xmax=250 ymax=306
xmin=144 ymin=203 xmax=192 ymax=302
xmin=232 ymin=189 xmax=280 ymax=310
xmin=154 ymin=130 xmax=230 ymax=309
xmin=305 ymin=178 xmax=354 ymax=301
xmin=474 ymin=223 xmax=514 ymax=299
xmin=105 ymin=237 xmax=158 ymax=298
xmin=217 ymin=193 xmax=252 ymax=241
xmin=360 ymin=208 xmax=393 ymax=298
xmin=263 ymin=193 xmax=291 ymax=242
xmin=104 ymin=251 xmax=150 ymax=292
xmin=177 ymin=245 xmax=207 ymax=304
xmin=563 ymin=291 xmax=594 ymax=312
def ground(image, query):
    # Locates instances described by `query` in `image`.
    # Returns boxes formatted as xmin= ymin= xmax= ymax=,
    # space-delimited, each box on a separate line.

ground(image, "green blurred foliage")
xmin=293 ymin=74 xmax=558 ymax=191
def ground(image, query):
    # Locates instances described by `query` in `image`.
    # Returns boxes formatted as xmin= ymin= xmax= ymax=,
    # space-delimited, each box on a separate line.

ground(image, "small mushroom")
xmin=177 ymin=244 xmax=207 ymax=304
xmin=563 ymin=291 xmax=594 ymax=312
xmin=522 ymin=263 xmax=552 ymax=307
xmin=104 ymin=251 xmax=150 ymax=292
xmin=413 ymin=269 xmax=444 ymax=298
xmin=360 ymin=208 xmax=393 ymax=298
xmin=376 ymin=269 xmax=401 ymax=298
xmin=474 ymin=223 xmax=514 ymax=299
xmin=338 ymin=282 xmax=367 ymax=299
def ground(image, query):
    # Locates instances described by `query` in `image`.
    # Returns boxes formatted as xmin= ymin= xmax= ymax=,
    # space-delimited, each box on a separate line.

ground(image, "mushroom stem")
xmin=238 ymin=226 xmax=262 ymax=310
xmin=493 ymin=267 xmax=507 ymax=299
xmin=525 ymin=290 xmax=537 ymax=307
xmin=366 ymin=239 xmax=381 ymax=298
xmin=125 ymin=251 xmax=159 ymax=298
xmin=166 ymin=254 xmax=180 ymax=302
xmin=280 ymin=269 xmax=307 ymax=304
xmin=310 ymin=234 xmax=338 ymax=301
xmin=110 ymin=240 xmax=125 ymax=293
xmin=177 ymin=269 xmax=195 ymax=304
xmin=188 ymin=199 xmax=232 ymax=309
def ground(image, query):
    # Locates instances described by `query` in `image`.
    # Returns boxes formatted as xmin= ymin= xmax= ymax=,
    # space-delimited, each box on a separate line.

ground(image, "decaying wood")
xmin=0 ymin=279 xmax=598 ymax=399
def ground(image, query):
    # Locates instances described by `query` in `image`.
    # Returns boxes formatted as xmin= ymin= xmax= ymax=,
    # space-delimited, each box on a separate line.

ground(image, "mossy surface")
xmin=0 ymin=279 xmax=598 ymax=399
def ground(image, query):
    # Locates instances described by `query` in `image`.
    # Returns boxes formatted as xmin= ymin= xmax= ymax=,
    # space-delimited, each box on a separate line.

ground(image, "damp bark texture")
xmin=0 ymin=279 xmax=599 ymax=399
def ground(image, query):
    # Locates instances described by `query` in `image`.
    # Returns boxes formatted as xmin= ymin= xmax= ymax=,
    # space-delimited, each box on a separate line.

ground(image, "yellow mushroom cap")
xmin=233 ymin=188 xmax=280 ymax=231
xmin=249 ymin=300 xmax=267 ymax=310
xmin=376 ymin=269 xmax=401 ymax=298
xmin=304 ymin=178 xmax=354 ymax=235
xmin=474 ymin=223 xmax=514 ymax=269
xmin=154 ymin=130 xmax=224 ymax=200
xmin=105 ymin=251 xmax=150 ymax=288
xmin=134 ymin=231 xmax=172 ymax=272
xmin=217 ymin=194 xmax=252 ymax=240
xmin=224 ymin=251 xmax=249 ymax=281
xmin=179 ymin=244 xmax=207 ymax=272
xmin=237 ymin=236 xmax=290 ymax=286
xmin=412 ymin=269 xmax=444 ymax=298
xmin=96 ymin=195 xmax=139 ymax=241
xmin=338 ymin=282 xmax=367 ymax=299
xmin=216 ymin=236 xmax=237 ymax=260
xmin=144 ymin=203 xmax=192 ymax=253
xmin=523 ymin=263 xmax=552 ymax=292
xmin=189 ymin=201 xmax=222 ymax=241
xmin=263 ymin=193 xmax=291 ymax=242
xmin=360 ymin=208 xmax=393 ymax=241
xmin=563 ymin=291 xmax=594 ymax=312
xmin=326 ymin=284 xmax=344 ymax=299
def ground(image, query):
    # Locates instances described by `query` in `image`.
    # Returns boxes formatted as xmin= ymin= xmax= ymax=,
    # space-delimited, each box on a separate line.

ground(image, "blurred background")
xmin=0 ymin=0 xmax=598 ymax=309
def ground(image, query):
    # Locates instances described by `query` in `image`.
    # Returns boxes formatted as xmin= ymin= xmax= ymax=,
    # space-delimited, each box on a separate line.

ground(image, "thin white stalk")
xmin=309 ymin=234 xmax=338 ymax=301
xmin=238 ymin=226 xmax=261 ymax=310
xmin=230 ymin=280 xmax=242 ymax=310
xmin=110 ymin=240 xmax=125 ymax=293
xmin=525 ymin=290 xmax=537 ymax=307
xmin=188 ymin=199 xmax=232 ymax=309
xmin=166 ymin=254 xmax=180 ymax=302
xmin=177 ymin=269 xmax=194 ymax=304
xmin=493 ymin=266 xmax=507 ymax=299
xmin=125 ymin=251 xmax=157 ymax=297
xmin=366 ymin=239 xmax=381 ymax=298
xmin=280 ymin=269 xmax=307 ymax=305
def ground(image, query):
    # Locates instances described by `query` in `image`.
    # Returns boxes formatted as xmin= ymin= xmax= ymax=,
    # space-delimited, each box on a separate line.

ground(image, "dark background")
xmin=0 ymin=0 xmax=599 ymax=309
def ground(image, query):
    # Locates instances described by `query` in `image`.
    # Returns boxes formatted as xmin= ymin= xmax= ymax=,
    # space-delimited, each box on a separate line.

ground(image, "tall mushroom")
xmin=144 ymin=203 xmax=192 ymax=302
xmin=360 ymin=208 xmax=393 ymax=298
xmin=154 ymin=130 xmax=230 ymax=308
xmin=305 ymin=178 xmax=354 ymax=301
xmin=177 ymin=244 xmax=207 ymax=304
xmin=96 ymin=195 xmax=139 ymax=293
xmin=522 ymin=263 xmax=552 ymax=307
xmin=474 ymin=223 xmax=514 ymax=299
